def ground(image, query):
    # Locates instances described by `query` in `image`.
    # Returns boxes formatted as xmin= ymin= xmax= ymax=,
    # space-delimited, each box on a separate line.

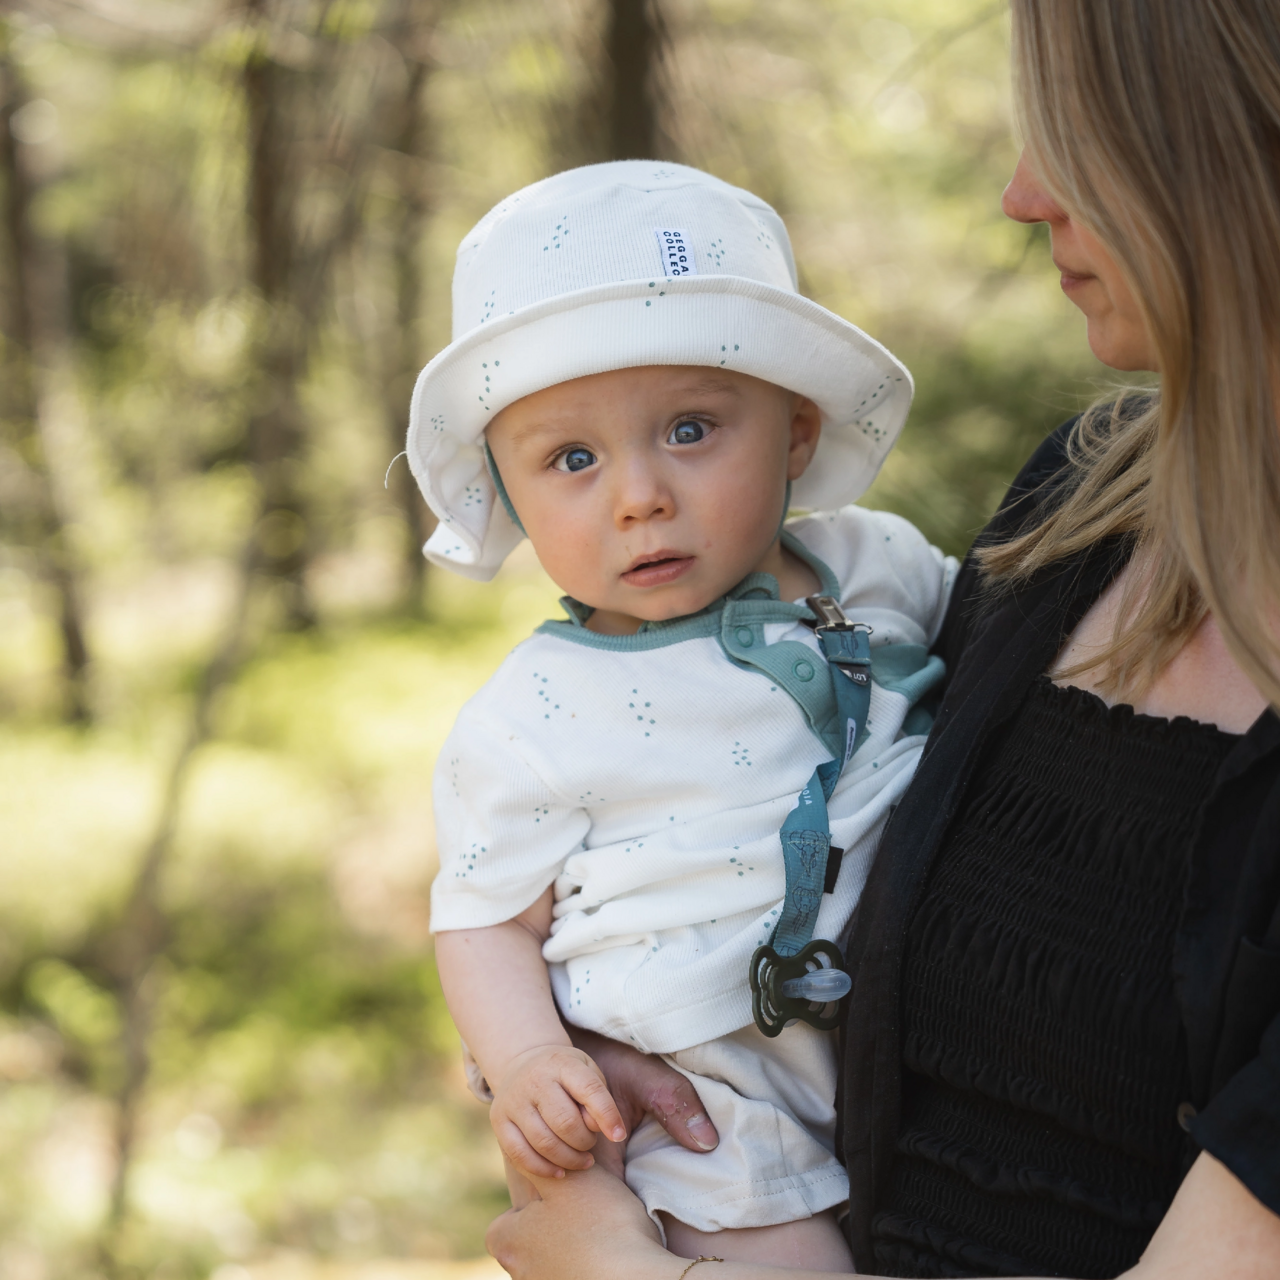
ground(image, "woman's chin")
xmin=1085 ymin=321 xmax=1157 ymax=373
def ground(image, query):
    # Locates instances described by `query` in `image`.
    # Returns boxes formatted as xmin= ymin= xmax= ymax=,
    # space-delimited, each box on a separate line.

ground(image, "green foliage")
xmin=25 ymin=959 xmax=123 ymax=1090
xmin=0 ymin=555 xmax=566 ymax=1269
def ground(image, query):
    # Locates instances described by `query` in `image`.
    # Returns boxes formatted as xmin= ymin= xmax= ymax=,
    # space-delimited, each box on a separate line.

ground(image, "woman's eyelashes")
xmin=552 ymin=446 xmax=597 ymax=473
xmin=667 ymin=418 xmax=709 ymax=446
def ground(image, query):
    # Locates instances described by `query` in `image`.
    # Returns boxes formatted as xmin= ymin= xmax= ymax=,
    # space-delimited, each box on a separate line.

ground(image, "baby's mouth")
xmin=621 ymin=551 xmax=696 ymax=587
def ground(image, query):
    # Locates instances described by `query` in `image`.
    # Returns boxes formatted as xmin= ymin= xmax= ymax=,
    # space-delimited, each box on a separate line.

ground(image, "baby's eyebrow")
xmin=673 ymin=374 xmax=746 ymax=399
xmin=495 ymin=420 xmax=569 ymax=446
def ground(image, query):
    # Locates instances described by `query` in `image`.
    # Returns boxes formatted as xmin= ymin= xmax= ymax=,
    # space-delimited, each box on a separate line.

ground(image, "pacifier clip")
xmin=749 ymin=595 xmax=871 ymax=1037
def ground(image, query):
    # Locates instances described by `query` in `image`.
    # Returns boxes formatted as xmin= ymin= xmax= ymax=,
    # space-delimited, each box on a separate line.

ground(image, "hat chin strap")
xmin=777 ymin=479 xmax=793 ymax=540
xmin=483 ymin=442 xmax=527 ymax=536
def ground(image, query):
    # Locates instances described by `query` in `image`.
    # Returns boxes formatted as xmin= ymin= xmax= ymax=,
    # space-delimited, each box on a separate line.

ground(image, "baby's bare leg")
xmin=659 ymin=1210 xmax=855 ymax=1273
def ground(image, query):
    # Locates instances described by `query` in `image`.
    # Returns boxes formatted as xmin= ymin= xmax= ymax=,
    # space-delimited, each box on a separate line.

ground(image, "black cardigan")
xmin=840 ymin=422 xmax=1280 ymax=1271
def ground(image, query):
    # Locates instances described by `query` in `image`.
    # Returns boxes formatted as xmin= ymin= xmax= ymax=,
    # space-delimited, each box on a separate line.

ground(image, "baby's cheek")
xmin=537 ymin=530 xmax=611 ymax=600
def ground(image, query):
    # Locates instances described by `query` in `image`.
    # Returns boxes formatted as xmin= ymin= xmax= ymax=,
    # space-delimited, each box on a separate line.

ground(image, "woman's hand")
xmin=566 ymin=1025 xmax=719 ymax=1157
xmin=487 ymin=1163 xmax=668 ymax=1280
xmin=488 ymin=1153 xmax=1280 ymax=1280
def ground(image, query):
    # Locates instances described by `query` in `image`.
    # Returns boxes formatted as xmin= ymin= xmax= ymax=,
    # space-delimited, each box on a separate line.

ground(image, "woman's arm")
xmin=1126 ymin=1152 xmax=1280 ymax=1278
xmin=485 ymin=1152 xmax=1280 ymax=1280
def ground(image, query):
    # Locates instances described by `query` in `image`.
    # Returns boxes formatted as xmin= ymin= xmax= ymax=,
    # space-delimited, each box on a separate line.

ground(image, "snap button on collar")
xmin=735 ymin=626 xmax=754 ymax=647
xmin=794 ymin=659 xmax=815 ymax=681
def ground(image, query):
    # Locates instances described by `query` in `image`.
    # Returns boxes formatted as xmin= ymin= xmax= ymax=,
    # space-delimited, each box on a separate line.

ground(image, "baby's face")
xmin=485 ymin=366 xmax=820 ymax=633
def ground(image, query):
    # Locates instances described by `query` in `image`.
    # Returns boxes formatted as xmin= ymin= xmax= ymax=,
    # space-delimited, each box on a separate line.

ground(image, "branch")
xmin=97 ymin=525 xmax=261 ymax=1260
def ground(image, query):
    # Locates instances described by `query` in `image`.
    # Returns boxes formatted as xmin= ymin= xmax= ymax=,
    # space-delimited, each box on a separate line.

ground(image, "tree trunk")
xmin=382 ymin=0 xmax=439 ymax=612
xmin=95 ymin=7 xmax=387 ymax=1252
xmin=97 ymin=533 xmax=260 ymax=1269
xmin=604 ymin=0 xmax=665 ymax=160
xmin=243 ymin=0 xmax=316 ymax=628
xmin=0 ymin=43 xmax=93 ymax=721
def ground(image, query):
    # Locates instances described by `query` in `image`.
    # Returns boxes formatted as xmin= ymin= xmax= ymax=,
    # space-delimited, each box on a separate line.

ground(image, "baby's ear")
xmin=786 ymin=395 xmax=822 ymax=480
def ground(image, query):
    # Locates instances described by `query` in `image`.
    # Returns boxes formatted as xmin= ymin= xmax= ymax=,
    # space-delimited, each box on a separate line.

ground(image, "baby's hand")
xmin=490 ymin=1044 xmax=628 ymax=1178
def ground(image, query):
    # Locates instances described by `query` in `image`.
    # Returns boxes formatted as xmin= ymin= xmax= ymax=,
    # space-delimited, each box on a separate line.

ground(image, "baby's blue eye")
xmin=669 ymin=419 xmax=706 ymax=445
xmin=556 ymin=447 xmax=596 ymax=473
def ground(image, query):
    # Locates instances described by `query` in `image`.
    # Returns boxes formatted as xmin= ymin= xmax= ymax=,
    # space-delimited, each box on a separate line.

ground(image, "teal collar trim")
xmin=534 ymin=528 xmax=946 ymax=760
xmin=534 ymin=529 xmax=839 ymax=652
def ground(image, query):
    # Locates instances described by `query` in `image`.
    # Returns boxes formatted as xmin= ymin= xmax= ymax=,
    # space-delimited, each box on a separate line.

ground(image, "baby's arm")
xmin=435 ymin=885 xmax=628 ymax=1178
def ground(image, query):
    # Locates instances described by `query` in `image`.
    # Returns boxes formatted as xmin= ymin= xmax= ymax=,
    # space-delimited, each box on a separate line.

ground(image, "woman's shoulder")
xmin=981 ymin=416 xmax=1082 ymax=544
xmin=930 ymin=414 xmax=1119 ymax=674
xmin=982 ymin=395 xmax=1155 ymax=547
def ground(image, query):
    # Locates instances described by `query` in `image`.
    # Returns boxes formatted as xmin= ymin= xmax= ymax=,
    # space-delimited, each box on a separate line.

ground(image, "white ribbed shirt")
xmin=431 ymin=506 xmax=956 ymax=1053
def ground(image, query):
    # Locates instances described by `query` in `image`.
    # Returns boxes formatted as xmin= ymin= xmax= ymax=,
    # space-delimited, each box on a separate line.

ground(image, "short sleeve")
xmin=430 ymin=710 xmax=589 ymax=932
xmin=864 ymin=509 xmax=958 ymax=647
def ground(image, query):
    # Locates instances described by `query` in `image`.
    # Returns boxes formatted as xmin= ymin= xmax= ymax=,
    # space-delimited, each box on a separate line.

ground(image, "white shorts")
xmin=623 ymin=1020 xmax=849 ymax=1236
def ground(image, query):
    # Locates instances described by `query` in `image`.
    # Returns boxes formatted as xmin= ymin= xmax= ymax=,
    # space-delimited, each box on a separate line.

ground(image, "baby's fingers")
xmin=497 ymin=1106 xmax=597 ymax=1175
xmin=493 ymin=1115 xmax=593 ymax=1180
xmin=524 ymin=1102 xmax=599 ymax=1168
xmin=536 ymin=1083 xmax=606 ymax=1152
xmin=561 ymin=1062 xmax=627 ymax=1145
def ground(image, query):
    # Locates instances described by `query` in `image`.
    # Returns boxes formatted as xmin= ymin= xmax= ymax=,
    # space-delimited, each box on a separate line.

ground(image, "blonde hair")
xmin=981 ymin=0 xmax=1280 ymax=709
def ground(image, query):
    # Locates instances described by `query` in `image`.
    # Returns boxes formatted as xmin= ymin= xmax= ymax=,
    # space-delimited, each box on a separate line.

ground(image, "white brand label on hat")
xmin=654 ymin=228 xmax=698 ymax=278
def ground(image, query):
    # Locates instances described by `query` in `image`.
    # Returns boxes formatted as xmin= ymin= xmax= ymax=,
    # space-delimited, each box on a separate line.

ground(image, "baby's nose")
xmin=613 ymin=464 xmax=674 ymax=525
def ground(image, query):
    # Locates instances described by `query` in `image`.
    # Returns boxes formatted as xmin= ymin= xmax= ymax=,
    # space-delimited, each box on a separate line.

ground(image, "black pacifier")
xmin=749 ymin=938 xmax=851 ymax=1037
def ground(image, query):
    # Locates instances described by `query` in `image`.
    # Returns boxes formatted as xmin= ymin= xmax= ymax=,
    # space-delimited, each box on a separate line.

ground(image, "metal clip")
xmin=806 ymin=595 xmax=852 ymax=630
xmin=806 ymin=595 xmax=873 ymax=636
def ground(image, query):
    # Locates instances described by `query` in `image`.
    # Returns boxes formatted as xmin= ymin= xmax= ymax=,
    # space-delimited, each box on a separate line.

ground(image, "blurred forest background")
xmin=0 ymin=1 xmax=1129 ymax=1277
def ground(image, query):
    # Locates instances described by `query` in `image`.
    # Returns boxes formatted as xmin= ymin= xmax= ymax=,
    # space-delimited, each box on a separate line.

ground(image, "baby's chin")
xmin=572 ymin=582 xmax=723 ymax=636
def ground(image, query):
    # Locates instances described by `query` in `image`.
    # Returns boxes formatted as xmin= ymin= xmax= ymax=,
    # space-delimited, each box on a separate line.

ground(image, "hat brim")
xmin=408 ymin=275 xmax=912 ymax=581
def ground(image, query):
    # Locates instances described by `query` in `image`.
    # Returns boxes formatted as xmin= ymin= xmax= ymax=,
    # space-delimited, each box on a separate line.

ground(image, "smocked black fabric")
xmin=839 ymin=419 xmax=1280 ymax=1269
xmin=868 ymin=677 xmax=1237 ymax=1276
xmin=841 ymin=420 xmax=1280 ymax=1273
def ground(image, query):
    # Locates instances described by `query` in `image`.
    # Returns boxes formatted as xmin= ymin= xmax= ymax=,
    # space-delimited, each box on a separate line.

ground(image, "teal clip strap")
xmin=770 ymin=616 xmax=871 ymax=954
xmin=751 ymin=597 xmax=870 ymax=1036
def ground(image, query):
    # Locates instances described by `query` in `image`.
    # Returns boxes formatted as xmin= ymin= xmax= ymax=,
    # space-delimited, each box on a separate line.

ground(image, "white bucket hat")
xmin=407 ymin=160 xmax=912 ymax=581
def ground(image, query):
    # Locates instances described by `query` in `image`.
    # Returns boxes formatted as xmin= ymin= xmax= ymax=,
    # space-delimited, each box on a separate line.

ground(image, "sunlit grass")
xmin=0 ymin=552 xmax=561 ymax=1273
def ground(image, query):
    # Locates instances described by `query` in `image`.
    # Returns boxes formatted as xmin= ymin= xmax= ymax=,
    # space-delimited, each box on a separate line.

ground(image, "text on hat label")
xmin=654 ymin=228 xmax=699 ymax=278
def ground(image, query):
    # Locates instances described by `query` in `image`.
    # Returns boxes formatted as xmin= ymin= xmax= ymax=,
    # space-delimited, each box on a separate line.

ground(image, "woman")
xmin=484 ymin=0 xmax=1280 ymax=1274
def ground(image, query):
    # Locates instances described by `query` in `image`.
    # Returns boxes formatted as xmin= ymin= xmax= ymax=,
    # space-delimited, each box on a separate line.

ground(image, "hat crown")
xmin=451 ymin=161 xmax=800 ymax=340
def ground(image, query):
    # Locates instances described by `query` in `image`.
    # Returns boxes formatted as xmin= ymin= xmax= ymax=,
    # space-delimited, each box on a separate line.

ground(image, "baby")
xmin=412 ymin=162 xmax=955 ymax=1271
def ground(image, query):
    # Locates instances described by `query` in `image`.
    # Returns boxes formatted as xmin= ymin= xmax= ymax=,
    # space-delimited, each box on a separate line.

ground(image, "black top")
xmin=839 ymin=419 xmax=1280 ymax=1273
xmin=870 ymin=676 xmax=1236 ymax=1277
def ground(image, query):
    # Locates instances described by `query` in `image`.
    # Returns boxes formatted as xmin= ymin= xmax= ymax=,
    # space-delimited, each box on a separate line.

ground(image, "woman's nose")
xmin=1002 ymin=150 xmax=1066 ymax=225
